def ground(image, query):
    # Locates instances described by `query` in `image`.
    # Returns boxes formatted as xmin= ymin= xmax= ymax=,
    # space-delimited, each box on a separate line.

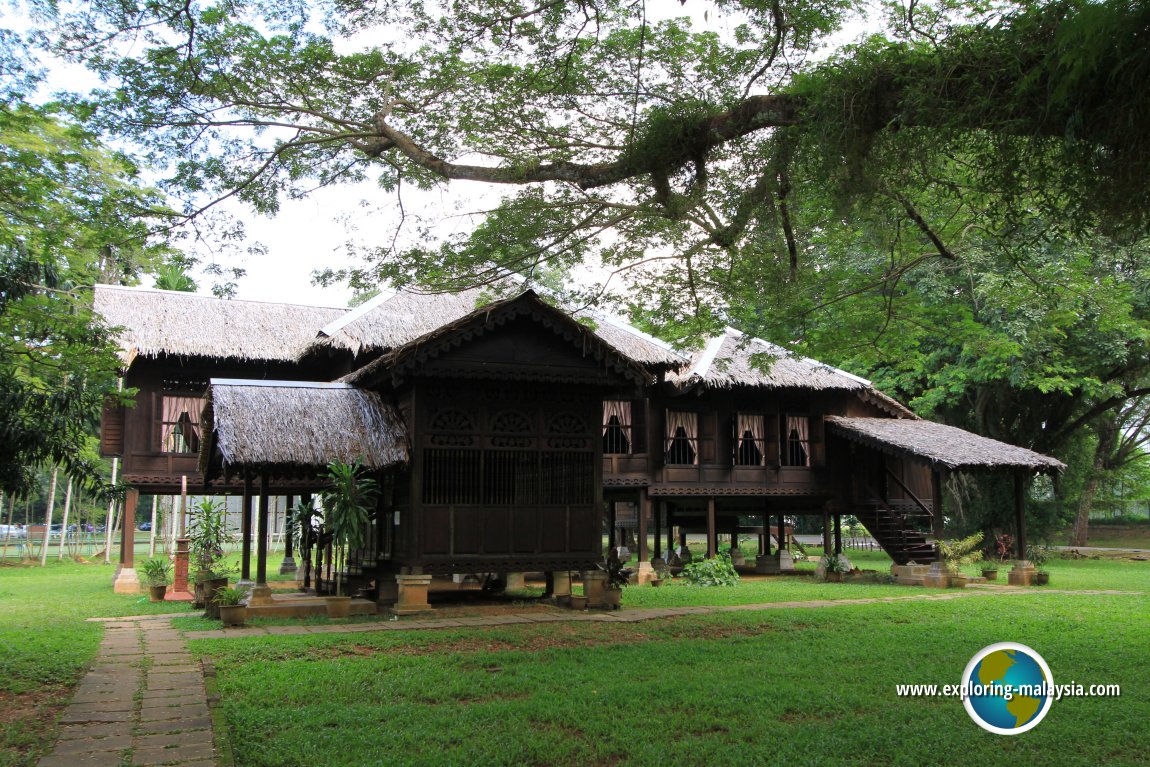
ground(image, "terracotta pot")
xmin=148 ymin=584 xmax=168 ymax=603
xmin=219 ymin=604 xmax=246 ymax=627
xmin=825 ymin=572 xmax=843 ymax=583
xmin=326 ymin=595 xmax=352 ymax=618
xmin=569 ymin=595 xmax=588 ymax=610
xmin=982 ymin=569 xmax=999 ymax=581
xmin=1035 ymin=571 xmax=1050 ymax=586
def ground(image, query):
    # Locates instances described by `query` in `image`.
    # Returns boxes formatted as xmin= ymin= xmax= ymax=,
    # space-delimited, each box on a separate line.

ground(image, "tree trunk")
xmin=58 ymin=478 xmax=73 ymax=559
xmin=40 ymin=467 xmax=59 ymax=566
xmin=1069 ymin=424 xmax=1118 ymax=547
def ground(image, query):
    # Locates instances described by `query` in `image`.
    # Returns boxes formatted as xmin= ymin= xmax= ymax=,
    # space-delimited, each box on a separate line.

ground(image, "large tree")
xmin=34 ymin=0 xmax=1150 ymax=304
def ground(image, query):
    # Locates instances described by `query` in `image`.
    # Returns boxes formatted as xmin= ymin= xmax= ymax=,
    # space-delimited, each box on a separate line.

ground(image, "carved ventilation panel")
xmin=546 ymin=412 xmax=589 ymax=449
xmin=429 ymin=408 xmax=476 ymax=446
xmin=491 ymin=410 xmax=533 ymax=448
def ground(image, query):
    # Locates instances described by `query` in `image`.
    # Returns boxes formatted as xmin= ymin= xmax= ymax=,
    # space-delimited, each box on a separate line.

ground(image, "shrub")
xmin=680 ymin=552 xmax=739 ymax=587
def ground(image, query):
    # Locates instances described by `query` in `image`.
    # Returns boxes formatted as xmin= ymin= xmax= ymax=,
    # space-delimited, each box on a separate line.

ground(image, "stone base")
xmin=551 ymin=571 xmax=572 ymax=598
xmin=248 ymin=584 xmax=274 ymax=606
xmin=755 ymin=554 xmax=781 ymax=574
xmin=582 ymin=570 xmax=607 ymax=608
xmin=729 ymin=548 xmax=746 ymax=567
xmin=391 ymin=574 xmax=434 ymax=616
xmin=777 ymin=549 xmax=796 ymax=573
xmin=635 ymin=561 xmax=655 ymax=585
xmin=112 ymin=567 xmax=141 ymax=594
xmin=921 ymin=562 xmax=951 ymax=589
xmin=278 ymin=556 xmax=297 ymax=576
xmin=505 ymin=572 xmax=526 ymax=590
xmin=891 ymin=563 xmax=930 ymax=586
xmin=1008 ymin=561 xmax=1036 ymax=586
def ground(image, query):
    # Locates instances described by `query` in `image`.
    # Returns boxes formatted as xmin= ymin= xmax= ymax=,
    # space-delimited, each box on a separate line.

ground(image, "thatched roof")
xmin=343 ymin=290 xmax=655 ymax=387
xmin=670 ymin=328 xmax=871 ymax=392
xmin=201 ymin=380 xmax=408 ymax=473
xmin=93 ymin=285 xmax=347 ymax=363
xmin=310 ymin=285 xmax=686 ymax=368
xmin=825 ymin=416 xmax=1066 ymax=473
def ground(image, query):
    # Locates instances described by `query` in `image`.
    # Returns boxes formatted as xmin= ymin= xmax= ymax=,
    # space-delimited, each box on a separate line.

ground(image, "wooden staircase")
xmin=852 ymin=499 xmax=938 ymax=565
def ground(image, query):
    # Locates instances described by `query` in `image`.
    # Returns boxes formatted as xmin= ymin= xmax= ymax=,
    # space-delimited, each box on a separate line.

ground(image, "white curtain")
xmin=737 ymin=414 xmax=765 ymax=465
xmin=602 ymin=400 xmax=632 ymax=440
xmin=162 ymin=395 xmax=202 ymax=453
xmin=786 ymin=414 xmax=810 ymax=466
xmin=665 ymin=410 xmax=699 ymax=464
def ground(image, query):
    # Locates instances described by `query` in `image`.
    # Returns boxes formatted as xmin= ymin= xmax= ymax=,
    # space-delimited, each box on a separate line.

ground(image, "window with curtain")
xmin=783 ymin=414 xmax=810 ymax=467
xmin=160 ymin=395 xmax=202 ymax=453
xmin=602 ymin=400 xmax=632 ymax=454
xmin=664 ymin=410 xmax=698 ymax=465
xmin=734 ymin=413 xmax=766 ymax=466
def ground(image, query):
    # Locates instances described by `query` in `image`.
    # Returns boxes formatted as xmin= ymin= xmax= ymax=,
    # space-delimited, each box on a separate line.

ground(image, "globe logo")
xmin=962 ymin=642 xmax=1054 ymax=734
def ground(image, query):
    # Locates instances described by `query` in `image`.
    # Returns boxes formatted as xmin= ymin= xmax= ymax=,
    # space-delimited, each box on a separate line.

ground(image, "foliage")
xmin=1026 ymin=544 xmax=1052 ymax=572
xmin=187 ymin=498 xmax=233 ymax=574
xmin=821 ymin=553 xmax=849 ymax=576
xmin=215 ymin=585 xmax=248 ymax=607
xmin=139 ymin=556 xmax=172 ymax=587
xmin=598 ymin=552 xmax=632 ymax=591
xmin=938 ymin=532 xmax=984 ymax=575
xmin=319 ymin=459 xmax=378 ymax=596
xmin=680 ymin=552 xmax=739 ymax=587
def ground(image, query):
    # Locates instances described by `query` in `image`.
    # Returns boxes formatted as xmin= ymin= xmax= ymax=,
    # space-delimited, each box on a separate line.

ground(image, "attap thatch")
xmin=201 ymin=380 xmax=408 ymax=473
xmin=310 ymin=284 xmax=687 ymax=368
xmin=93 ymin=285 xmax=347 ymax=363
xmin=671 ymin=328 xmax=871 ymax=392
xmin=825 ymin=416 xmax=1065 ymax=473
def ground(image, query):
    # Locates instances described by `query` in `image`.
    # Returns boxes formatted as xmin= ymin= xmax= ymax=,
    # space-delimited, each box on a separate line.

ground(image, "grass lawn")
xmin=0 ymin=561 xmax=196 ymax=767
xmin=3 ymin=554 xmax=1148 ymax=767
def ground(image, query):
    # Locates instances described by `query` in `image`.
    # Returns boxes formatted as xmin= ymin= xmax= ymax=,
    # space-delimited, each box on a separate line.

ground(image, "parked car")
xmin=0 ymin=525 xmax=27 ymax=539
xmin=138 ymin=522 xmax=153 ymax=532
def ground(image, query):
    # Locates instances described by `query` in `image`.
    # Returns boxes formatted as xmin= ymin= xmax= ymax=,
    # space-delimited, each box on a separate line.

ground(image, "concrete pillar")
xmin=392 ymin=574 xmax=433 ymax=615
xmin=551 ymin=571 xmax=572 ymax=598
xmin=505 ymin=572 xmax=526 ymax=590
xmin=583 ymin=570 xmax=608 ymax=608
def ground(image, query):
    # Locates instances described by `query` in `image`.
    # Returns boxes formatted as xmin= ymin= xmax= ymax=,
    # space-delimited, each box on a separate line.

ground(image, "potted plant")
xmin=650 ymin=561 xmax=671 ymax=587
xmin=141 ymin=557 xmax=173 ymax=602
xmin=981 ymin=559 xmax=999 ymax=581
xmin=320 ymin=459 xmax=378 ymax=617
xmin=1028 ymin=544 xmax=1051 ymax=585
xmin=598 ymin=551 xmax=632 ymax=609
xmin=938 ymin=532 xmax=984 ymax=587
xmin=216 ymin=585 xmax=248 ymax=627
xmin=187 ymin=498 xmax=233 ymax=608
xmin=822 ymin=553 xmax=847 ymax=582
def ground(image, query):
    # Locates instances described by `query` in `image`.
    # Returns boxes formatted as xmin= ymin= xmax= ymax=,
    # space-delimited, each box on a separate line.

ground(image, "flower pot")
xmin=326 ymin=595 xmax=352 ymax=618
xmin=148 ymin=584 xmax=168 ymax=602
xmin=981 ymin=569 xmax=999 ymax=581
xmin=1035 ymin=571 xmax=1050 ymax=586
xmin=825 ymin=572 xmax=843 ymax=583
xmin=569 ymin=595 xmax=588 ymax=610
xmin=219 ymin=604 xmax=247 ymax=627
xmin=602 ymin=588 xmax=622 ymax=610
xmin=204 ymin=578 xmax=230 ymax=619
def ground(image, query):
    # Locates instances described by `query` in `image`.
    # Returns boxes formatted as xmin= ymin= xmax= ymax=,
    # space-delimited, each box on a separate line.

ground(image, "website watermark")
xmin=896 ymin=642 xmax=1121 ymax=735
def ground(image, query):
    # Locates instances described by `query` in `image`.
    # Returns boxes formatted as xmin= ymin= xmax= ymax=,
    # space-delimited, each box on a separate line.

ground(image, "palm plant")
xmin=319 ymin=459 xmax=378 ymax=597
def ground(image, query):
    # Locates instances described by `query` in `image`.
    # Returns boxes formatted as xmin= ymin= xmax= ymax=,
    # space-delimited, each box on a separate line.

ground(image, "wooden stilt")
xmin=240 ymin=475 xmax=253 ymax=583
xmin=706 ymin=497 xmax=717 ymax=558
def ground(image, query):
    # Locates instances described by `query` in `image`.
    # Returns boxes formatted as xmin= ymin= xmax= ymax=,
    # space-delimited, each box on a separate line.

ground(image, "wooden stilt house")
xmin=94 ymin=283 xmax=1064 ymax=605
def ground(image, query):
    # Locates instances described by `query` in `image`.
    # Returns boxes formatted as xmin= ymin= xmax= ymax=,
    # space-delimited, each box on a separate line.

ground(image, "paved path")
xmin=182 ymin=587 xmax=1136 ymax=640
xmin=39 ymin=615 xmax=218 ymax=767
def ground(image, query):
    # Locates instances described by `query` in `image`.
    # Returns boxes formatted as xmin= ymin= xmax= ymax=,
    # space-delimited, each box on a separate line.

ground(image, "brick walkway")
xmin=40 ymin=616 xmax=217 ymax=767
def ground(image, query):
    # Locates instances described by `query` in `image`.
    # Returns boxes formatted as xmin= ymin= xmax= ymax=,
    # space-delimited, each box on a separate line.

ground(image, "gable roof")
xmin=92 ymin=285 xmax=347 ymax=364
xmin=200 ymin=379 xmax=408 ymax=475
xmin=343 ymin=290 xmax=656 ymax=388
xmin=670 ymin=328 xmax=871 ymax=392
xmin=309 ymin=285 xmax=687 ymax=368
xmin=825 ymin=416 xmax=1066 ymax=473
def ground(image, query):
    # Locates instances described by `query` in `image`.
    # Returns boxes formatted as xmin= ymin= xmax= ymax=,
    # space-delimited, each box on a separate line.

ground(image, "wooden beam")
xmin=240 ymin=474 xmax=252 ymax=582
xmin=256 ymin=475 xmax=269 ymax=586
xmin=706 ymin=497 xmax=717 ymax=559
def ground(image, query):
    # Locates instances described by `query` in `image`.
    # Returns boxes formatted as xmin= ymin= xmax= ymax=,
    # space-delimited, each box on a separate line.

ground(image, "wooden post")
xmin=777 ymin=512 xmax=786 ymax=550
xmin=637 ymin=489 xmax=650 ymax=564
xmin=653 ymin=501 xmax=662 ymax=560
xmin=833 ymin=512 xmax=842 ymax=555
xmin=256 ymin=475 xmax=270 ymax=586
xmin=931 ymin=469 xmax=945 ymax=541
xmin=822 ymin=505 xmax=832 ymax=553
xmin=762 ymin=512 xmax=771 ymax=556
xmin=240 ymin=474 xmax=253 ymax=583
xmin=120 ymin=488 xmax=137 ymax=569
xmin=607 ymin=500 xmax=617 ymax=551
xmin=1015 ymin=470 xmax=1028 ymax=559
xmin=706 ymin=497 xmax=717 ymax=559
